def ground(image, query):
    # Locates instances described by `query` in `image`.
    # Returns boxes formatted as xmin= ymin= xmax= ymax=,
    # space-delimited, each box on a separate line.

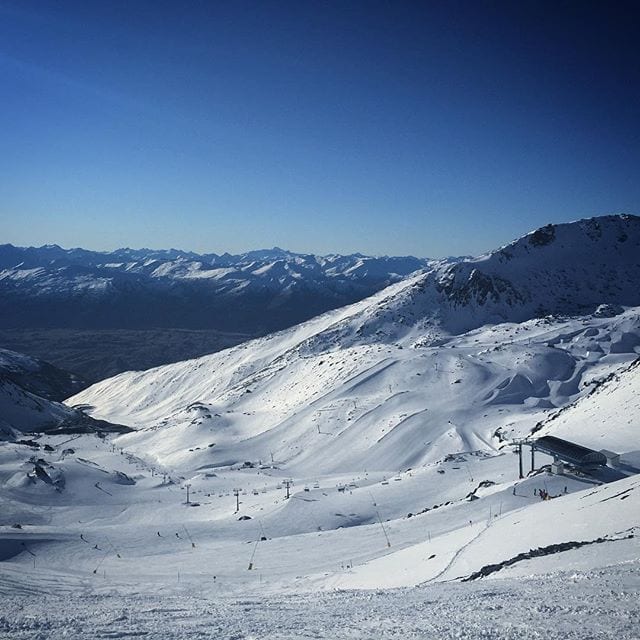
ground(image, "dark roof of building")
xmin=534 ymin=435 xmax=607 ymax=466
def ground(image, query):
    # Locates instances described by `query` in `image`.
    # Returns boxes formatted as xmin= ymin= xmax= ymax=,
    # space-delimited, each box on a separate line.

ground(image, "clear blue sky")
xmin=1 ymin=0 xmax=639 ymax=258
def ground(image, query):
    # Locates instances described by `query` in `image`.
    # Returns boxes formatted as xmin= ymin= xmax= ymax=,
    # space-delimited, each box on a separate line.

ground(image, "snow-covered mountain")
xmin=432 ymin=214 xmax=639 ymax=327
xmin=0 ymin=243 xmax=429 ymax=333
xmin=311 ymin=213 xmax=640 ymax=349
xmin=534 ymin=357 xmax=640 ymax=455
xmin=0 ymin=349 xmax=124 ymax=440
xmin=0 ymin=348 xmax=86 ymax=401
xmin=0 ymin=376 xmax=93 ymax=439
xmin=68 ymin=214 xmax=640 ymax=473
xmin=2 ymin=214 xmax=640 ymax=636
xmin=0 ymin=375 xmax=128 ymax=441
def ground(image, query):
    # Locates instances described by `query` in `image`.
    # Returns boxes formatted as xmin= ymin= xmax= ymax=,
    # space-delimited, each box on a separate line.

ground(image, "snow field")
xmin=3 ymin=216 xmax=640 ymax=637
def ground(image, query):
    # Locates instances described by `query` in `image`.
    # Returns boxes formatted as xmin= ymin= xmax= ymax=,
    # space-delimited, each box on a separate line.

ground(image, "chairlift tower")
xmin=510 ymin=438 xmax=535 ymax=479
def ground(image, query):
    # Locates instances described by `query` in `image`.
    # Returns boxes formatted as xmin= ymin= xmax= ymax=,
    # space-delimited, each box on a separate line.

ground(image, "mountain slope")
xmin=0 ymin=349 xmax=126 ymax=439
xmin=67 ymin=215 xmax=640 ymax=474
xmin=432 ymin=214 xmax=640 ymax=329
xmin=0 ymin=375 xmax=129 ymax=440
xmin=535 ymin=356 xmax=640 ymax=454
xmin=0 ymin=377 xmax=79 ymax=436
xmin=304 ymin=213 xmax=640 ymax=349
xmin=0 ymin=348 xmax=86 ymax=401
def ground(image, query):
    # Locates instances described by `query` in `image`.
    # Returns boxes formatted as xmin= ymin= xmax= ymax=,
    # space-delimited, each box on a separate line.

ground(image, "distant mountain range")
xmin=0 ymin=244 xmax=434 ymax=381
xmin=0 ymin=244 xmax=431 ymax=333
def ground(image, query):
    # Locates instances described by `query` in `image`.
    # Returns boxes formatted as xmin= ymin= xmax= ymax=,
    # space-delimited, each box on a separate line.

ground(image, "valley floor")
xmin=2 ymin=561 xmax=639 ymax=640
xmin=0 ymin=328 xmax=251 ymax=383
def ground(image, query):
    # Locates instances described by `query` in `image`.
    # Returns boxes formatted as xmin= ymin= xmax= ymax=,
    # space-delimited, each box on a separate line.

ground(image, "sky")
xmin=1 ymin=0 xmax=639 ymax=258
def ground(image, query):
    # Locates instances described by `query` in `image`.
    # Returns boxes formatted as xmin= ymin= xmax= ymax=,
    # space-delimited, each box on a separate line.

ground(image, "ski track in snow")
xmin=1 ymin=563 xmax=639 ymax=639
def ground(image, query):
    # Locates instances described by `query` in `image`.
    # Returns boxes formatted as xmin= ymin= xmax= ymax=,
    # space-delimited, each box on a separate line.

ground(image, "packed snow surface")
xmin=2 ymin=563 xmax=639 ymax=639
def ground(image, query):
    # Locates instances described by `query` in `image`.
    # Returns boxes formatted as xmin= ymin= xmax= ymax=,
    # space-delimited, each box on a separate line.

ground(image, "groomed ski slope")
xmin=2 ymin=562 xmax=639 ymax=639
